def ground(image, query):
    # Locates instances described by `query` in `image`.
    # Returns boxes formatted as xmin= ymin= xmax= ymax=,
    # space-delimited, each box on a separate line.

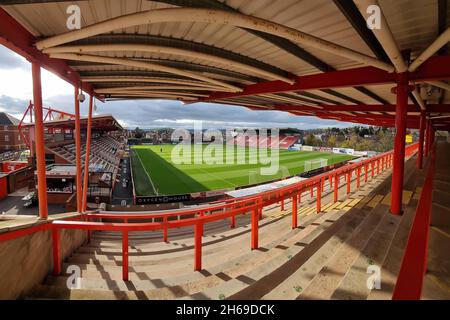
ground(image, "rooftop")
xmin=0 ymin=112 xmax=20 ymax=126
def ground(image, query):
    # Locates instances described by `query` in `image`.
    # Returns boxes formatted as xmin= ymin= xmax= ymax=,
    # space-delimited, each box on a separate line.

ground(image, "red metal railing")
xmin=0 ymin=143 xmax=419 ymax=281
xmin=392 ymin=143 xmax=436 ymax=300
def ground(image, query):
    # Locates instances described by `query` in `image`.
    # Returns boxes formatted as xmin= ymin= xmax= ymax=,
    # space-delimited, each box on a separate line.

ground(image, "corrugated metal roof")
xmin=1 ymin=0 xmax=449 ymax=125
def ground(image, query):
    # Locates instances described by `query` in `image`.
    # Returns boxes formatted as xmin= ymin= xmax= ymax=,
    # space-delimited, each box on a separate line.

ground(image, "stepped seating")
xmin=421 ymin=141 xmax=450 ymax=299
xmin=228 ymin=134 xmax=298 ymax=150
xmin=27 ymin=156 xmax=416 ymax=300
xmin=279 ymin=136 xmax=298 ymax=149
xmin=48 ymin=136 xmax=122 ymax=173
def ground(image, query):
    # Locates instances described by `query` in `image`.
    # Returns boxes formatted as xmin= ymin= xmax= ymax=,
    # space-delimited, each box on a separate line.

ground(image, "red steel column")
xmin=74 ymin=85 xmax=82 ymax=212
xmin=31 ymin=62 xmax=48 ymax=219
xmin=82 ymin=94 xmax=94 ymax=212
xmin=417 ymin=111 xmax=426 ymax=169
xmin=390 ymin=73 xmax=409 ymax=215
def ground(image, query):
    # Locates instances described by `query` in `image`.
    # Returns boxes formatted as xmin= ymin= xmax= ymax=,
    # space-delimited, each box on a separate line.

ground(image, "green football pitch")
xmin=130 ymin=144 xmax=353 ymax=196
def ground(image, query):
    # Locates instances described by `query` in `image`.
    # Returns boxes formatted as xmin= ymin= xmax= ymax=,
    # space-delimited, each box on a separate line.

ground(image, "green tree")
xmin=304 ymin=134 xmax=317 ymax=146
xmin=327 ymin=135 xmax=337 ymax=147
xmin=134 ymin=127 xmax=144 ymax=139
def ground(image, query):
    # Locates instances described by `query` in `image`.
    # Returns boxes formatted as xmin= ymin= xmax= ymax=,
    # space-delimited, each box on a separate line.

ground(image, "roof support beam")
xmin=197 ymin=55 xmax=450 ymax=103
xmin=69 ymin=34 xmax=289 ymax=80
xmin=44 ymin=44 xmax=294 ymax=84
xmin=48 ymin=53 xmax=242 ymax=92
xmin=156 ymin=0 xmax=387 ymax=104
xmin=274 ymin=103 xmax=450 ymax=113
xmin=333 ymin=0 xmax=390 ymax=62
xmin=0 ymin=8 xmax=96 ymax=96
xmin=35 ymin=8 xmax=394 ymax=72
xmin=197 ymin=66 xmax=395 ymax=102
xmin=354 ymin=0 xmax=408 ymax=72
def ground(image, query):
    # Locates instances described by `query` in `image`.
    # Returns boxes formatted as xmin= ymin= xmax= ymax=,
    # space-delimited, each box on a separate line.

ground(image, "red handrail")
xmin=392 ymin=143 xmax=436 ymax=300
xmin=0 ymin=143 xmax=419 ymax=281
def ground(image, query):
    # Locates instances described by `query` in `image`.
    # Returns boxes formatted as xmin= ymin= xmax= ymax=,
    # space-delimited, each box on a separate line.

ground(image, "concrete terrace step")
xmin=261 ymin=203 xmax=369 ymax=299
xmin=327 ymin=159 xmax=419 ymax=300
xmin=28 ymin=159 xmax=397 ymax=300
xmin=295 ymin=160 xmax=417 ymax=300
xmin=184 ymin=210 xmax=349 ymax=300
xmin=32 ymin=210 xmax=337 ymax=299
xmin=59 ymin=209 xmax=326 ymax=281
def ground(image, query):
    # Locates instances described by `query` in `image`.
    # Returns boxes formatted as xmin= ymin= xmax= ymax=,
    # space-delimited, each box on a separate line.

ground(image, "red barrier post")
xmin=356 ymin=167 xmax=361 ymax=188
xmin=122 ymin=230 xmax=129 ymax=281
xmin=251 ymin=207 xmax=259 ymax=250
xmin=52 ymin=228 xmax=61 ymax=276
xmin=365 ymin=164 xmax=368 ymax=182
xmin=371 ymin=161 xmax=375 ymax=178
xmin=163 ymin=216 xmax=169 ymax=242
xmin=230 ymin=214 xmax=235 ymax=228
xmin=316 ymin=183 xmax=322 ymax=213
xmin=280 ymin=192 xmax=285 ymax=211
xmin=194 ymin=222 xmax=203 ymax=271
xmin=346 ymin=171 xmax=351 ymax=194
xmin=377 ymin=159 xmax=380 ymax=175
xmin=310 ymin=186 xmax=314 ymax=198
xmin=334 ymin=174 xmax=339 ymax=203
xmin=292 ymin=194 xmax=298 ymax=229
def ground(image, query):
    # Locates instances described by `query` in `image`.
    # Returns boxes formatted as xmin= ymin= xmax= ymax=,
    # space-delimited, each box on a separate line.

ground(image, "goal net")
xmin=304 ymin=158 xmax=328 ymax=172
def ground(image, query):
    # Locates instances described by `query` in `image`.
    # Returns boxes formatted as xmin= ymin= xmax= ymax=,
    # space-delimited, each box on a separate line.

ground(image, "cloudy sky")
xmin=0 ymin=45 xmax=353 ymax=129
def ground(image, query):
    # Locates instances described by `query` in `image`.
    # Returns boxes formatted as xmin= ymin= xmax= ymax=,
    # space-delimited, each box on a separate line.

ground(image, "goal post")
xmin=304 ymin=158 xmax=328 ymax=172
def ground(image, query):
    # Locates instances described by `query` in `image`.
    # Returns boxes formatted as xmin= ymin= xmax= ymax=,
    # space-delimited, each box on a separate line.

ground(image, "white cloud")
xmin=0 ymin=45 xmax=355 ymax=130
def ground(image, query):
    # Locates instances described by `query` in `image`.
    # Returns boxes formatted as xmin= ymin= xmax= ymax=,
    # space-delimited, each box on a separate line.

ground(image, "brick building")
xmin=0 ymin=112 xmax=27 ymax=153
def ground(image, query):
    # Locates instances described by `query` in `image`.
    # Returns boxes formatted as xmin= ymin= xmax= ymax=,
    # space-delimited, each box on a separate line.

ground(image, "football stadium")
xmin=0 ymin=0 xmax=450 ymax=306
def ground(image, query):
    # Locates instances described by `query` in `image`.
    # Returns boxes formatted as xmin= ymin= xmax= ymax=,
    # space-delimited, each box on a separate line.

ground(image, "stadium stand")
xmin=49 ymin=135 xmax=122 ymax=173
xmin=229 ymin=134 xmax=298 ymax=150
xmin=0 ymin=150 xmax=23 ymax=162
xmin=27 ymin=154 xmax=422 ymax=300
